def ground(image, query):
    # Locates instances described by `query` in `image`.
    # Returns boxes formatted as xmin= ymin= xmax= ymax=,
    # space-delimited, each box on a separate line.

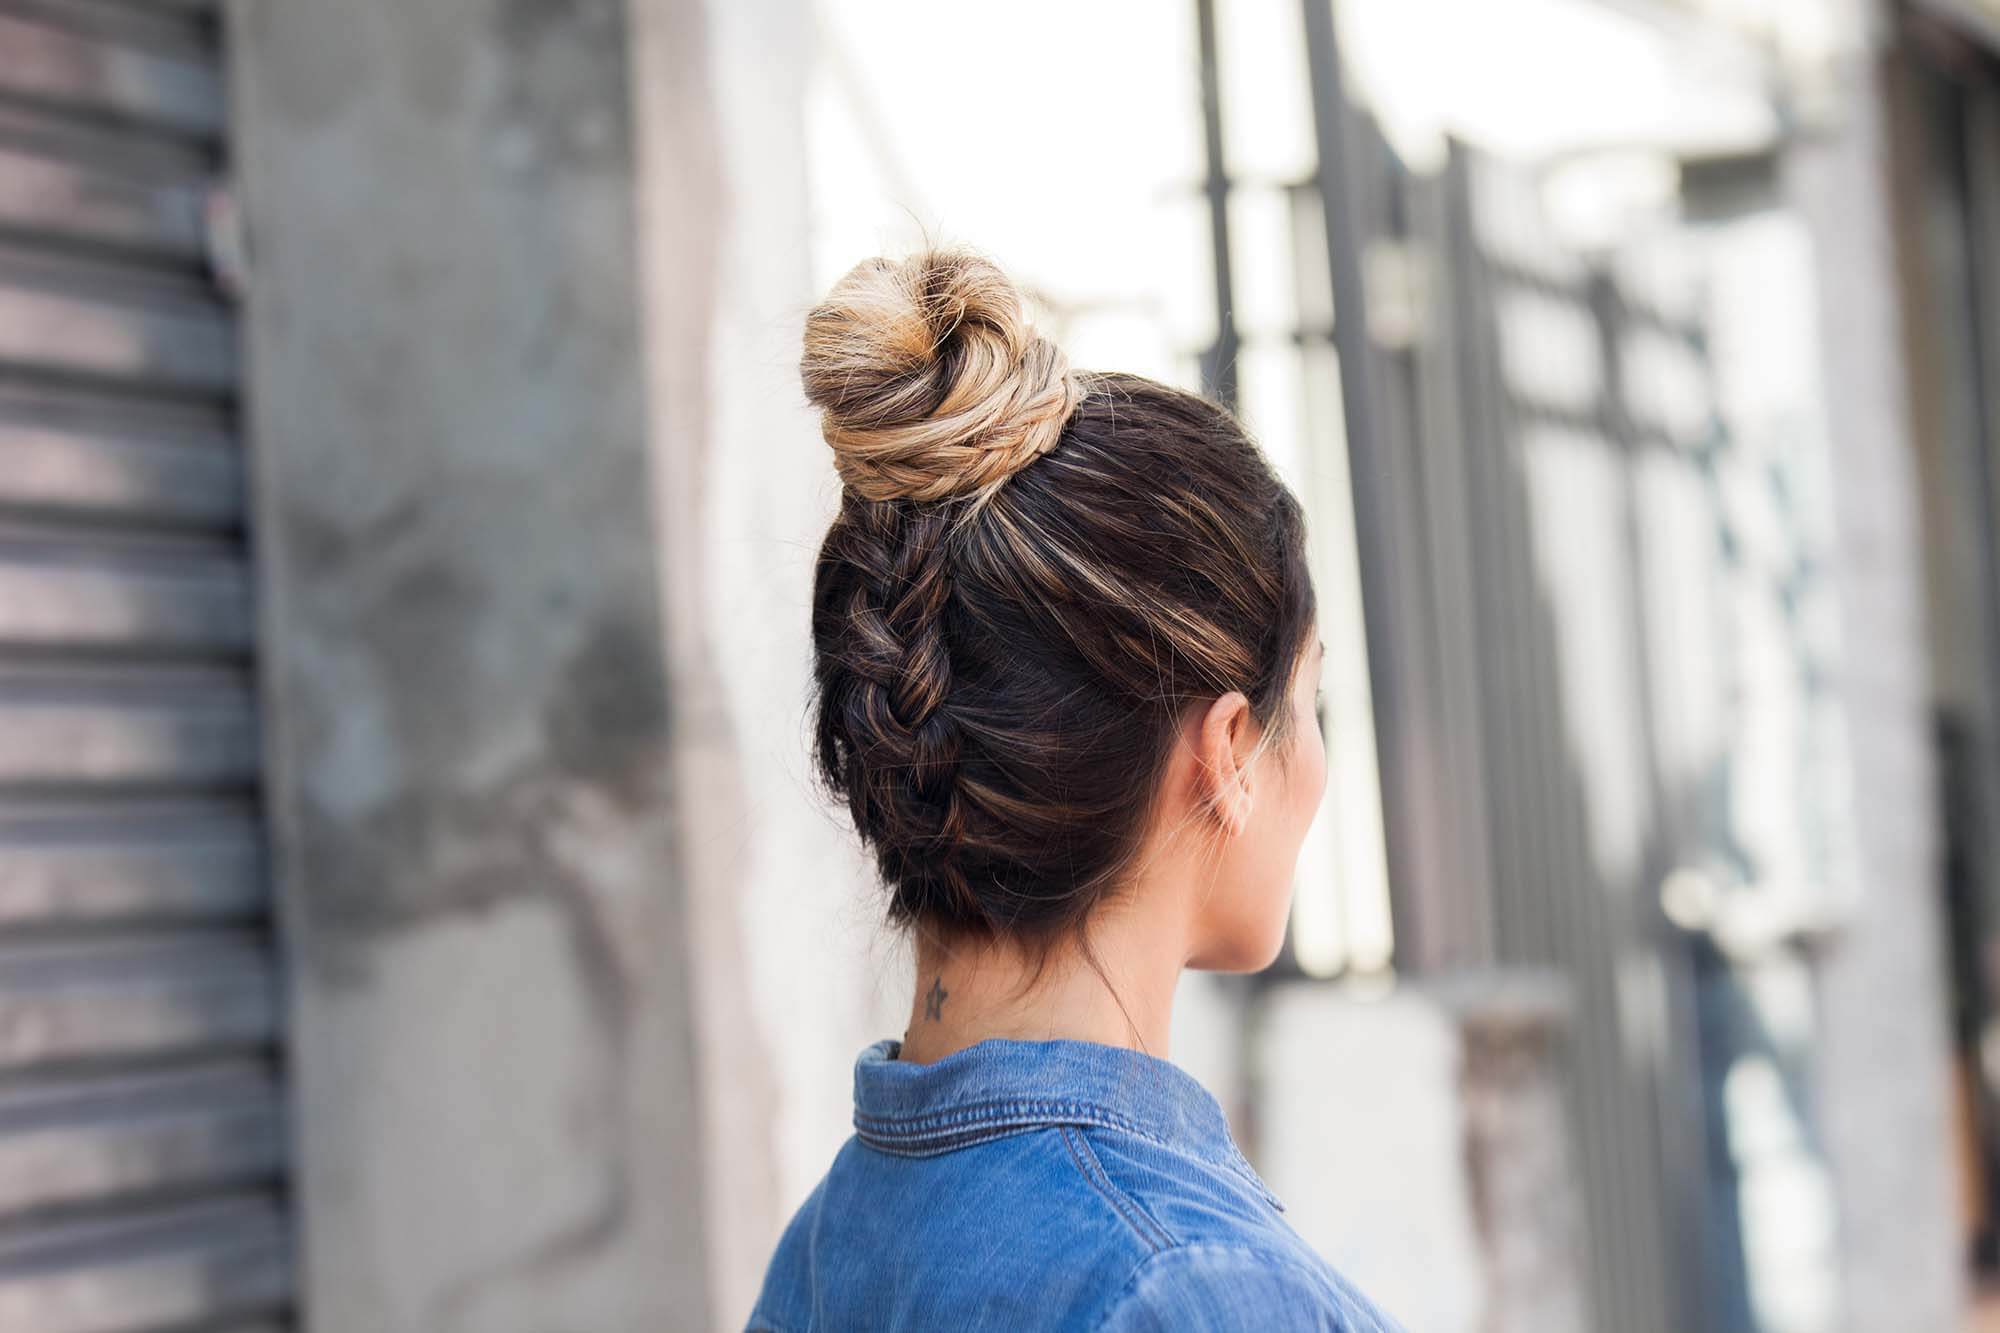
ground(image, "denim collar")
xmin=851 ymin=1035 xmax=1284 ymax=1211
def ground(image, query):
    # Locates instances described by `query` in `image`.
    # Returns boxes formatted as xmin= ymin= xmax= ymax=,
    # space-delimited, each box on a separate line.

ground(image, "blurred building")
xmin=0 ymin=0 xmax=1992 ymax=1331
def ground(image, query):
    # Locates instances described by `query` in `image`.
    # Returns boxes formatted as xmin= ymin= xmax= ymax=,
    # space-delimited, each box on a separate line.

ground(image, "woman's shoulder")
xmin=747 ymin=1125 xmax=1402 ymax=1331
xmin=749 ymin=1127 xmax=1163 ymax=1328
xmin=1072 ymin=1126 xmax=1403 ymax=1330
xmin=1090 ymin=1240 xmax=1404 ymax=1332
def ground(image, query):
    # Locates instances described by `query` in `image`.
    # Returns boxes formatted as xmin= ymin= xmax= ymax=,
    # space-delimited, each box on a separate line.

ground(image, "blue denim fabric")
xmin=747 ymin=1035 xmax=1404 ymax=1331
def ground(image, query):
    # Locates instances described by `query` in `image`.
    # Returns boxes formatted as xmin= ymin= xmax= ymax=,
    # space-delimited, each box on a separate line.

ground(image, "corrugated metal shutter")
xmin=0 ymin=3 xmax=291 ymax=1331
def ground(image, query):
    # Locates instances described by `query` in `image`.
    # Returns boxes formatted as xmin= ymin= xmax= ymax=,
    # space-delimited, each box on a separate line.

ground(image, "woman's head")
xmin=803 ymin=247 xmax=1322 ymax=973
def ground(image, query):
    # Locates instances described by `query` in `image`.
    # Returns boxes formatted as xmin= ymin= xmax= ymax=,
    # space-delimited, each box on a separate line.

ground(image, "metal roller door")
xmin=0 ymin=2 xmax=290 ymax=1330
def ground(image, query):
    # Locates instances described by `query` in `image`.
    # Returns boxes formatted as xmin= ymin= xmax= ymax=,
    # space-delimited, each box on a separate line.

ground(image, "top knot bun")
xmin=800 ymin=248 xmax=1085 ymax=505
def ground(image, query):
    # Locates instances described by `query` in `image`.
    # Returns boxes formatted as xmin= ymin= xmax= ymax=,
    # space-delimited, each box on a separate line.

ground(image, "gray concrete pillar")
xmin=227 ymin=0 xmax=715 ymax=1327
xmin=1785 ymin=4 xmax=1966 ymax=1327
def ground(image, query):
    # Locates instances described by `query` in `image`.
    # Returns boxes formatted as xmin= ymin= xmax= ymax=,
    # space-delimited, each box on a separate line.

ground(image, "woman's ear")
xmin=1197 ymin=691 xmax=1255 ymax=837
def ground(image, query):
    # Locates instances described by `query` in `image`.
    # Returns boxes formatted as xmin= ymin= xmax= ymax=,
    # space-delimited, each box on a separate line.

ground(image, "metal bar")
xmin=1298 ymin=0 xmax=1425 ymax=966
xmin=1594 ymin=267 xmax=1686 ymax=1333
xmin=1405 ymin=170 xmax=1497 ymax=967
xmin=1195 ymin=0 xmax=1238 ymax=409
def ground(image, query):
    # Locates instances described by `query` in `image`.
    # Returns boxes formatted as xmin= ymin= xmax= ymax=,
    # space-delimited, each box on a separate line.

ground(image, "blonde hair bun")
xmin=800 ymin=247 xmax=1085 ymax=504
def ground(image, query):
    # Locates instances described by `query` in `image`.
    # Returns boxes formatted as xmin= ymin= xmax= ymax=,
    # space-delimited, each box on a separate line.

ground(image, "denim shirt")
xmin=747 ymin=1035 xmax=1404 ymax=1331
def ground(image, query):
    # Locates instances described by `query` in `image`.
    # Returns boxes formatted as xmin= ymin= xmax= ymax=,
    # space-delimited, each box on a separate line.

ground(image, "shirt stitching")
xmin=853 ymin=1097 xmax=1159 ymax=1138
xmin=854 ymin=1100 xmax=1286 ymax=1210
xmin=1074 ymin=1126 xmax=1181 ymax=1251
xmin=1058 ymin=1125 xmax=1174 ymax=1254
xmin=1087 ymin=1241 xmax=1378 ymax=1333
xmin=855 ymin=1104 xmax=1180 ymax=1157
xmin=856 ymin=1120 xmax=1050 ymax=1157
xmin=855 ymin=1099 xmax=1213 ymax=1156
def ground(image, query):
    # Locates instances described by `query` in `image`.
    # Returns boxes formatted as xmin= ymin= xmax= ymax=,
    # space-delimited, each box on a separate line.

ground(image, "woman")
xmin=748 ymin=248 xmax=1401 ymax=1332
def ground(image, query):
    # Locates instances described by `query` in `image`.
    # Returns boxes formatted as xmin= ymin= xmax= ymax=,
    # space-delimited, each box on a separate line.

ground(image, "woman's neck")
xmin=894 ymin=900 xmax=1191 ymax=1065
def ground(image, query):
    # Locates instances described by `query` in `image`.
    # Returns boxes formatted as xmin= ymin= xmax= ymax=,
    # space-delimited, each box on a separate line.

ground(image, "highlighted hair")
xmin=803 ymin=247 xmax=1316 ymax=947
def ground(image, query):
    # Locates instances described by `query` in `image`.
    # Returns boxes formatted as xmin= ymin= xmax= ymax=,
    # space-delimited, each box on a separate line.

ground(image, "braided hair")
xmin=802 ymin=247 xmax=1316 ymax=948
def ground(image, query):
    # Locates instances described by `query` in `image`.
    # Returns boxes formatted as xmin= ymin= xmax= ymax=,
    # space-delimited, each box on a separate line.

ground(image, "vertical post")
xmin=1195 ymin=0 xmax=1239 ymax=409
xmin=1590 ymin=268 xmax=1712 ymax=1333
xmin=1298 ymin=0 xmax=1428 ymax=966
xmin=1786 ymin=5 xmax=1966 ymax=1327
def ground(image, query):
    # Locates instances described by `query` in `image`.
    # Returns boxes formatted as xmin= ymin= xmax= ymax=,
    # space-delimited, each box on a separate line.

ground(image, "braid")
xmin=813 ymin=495 xmax=983 ymax=927
xmin=801 ymin=246 xmax=1319 ymax=953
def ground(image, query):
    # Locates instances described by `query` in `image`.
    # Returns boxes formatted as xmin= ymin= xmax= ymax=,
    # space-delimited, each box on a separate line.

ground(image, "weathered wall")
xmin=229 ymin=0 xmax=712 ymax=1327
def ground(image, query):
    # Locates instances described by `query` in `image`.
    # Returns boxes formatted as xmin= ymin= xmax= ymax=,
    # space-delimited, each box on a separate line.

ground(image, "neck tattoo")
xmin=923 ymin=975 xmax=948 ymax=1021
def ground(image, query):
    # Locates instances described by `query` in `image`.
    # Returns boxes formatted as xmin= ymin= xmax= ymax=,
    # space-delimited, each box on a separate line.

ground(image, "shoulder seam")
xmin=1057 ymin=1125 xmax=1175 ymax=1253
xmin=1087 ymin=1241 xmax=1371 ymax=1333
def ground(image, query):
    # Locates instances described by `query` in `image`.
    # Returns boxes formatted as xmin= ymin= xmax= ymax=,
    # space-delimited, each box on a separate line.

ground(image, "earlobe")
xmin=1196 ymin=690 xmax=1257 ymax=837
xmin=1215 ymin=772 xmax=1253 ymax=837
xmin=1227 ymin=793 xmax=1252 ymax=837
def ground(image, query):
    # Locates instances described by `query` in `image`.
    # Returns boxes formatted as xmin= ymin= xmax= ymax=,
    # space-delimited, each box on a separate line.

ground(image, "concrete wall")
xmin=229 ymin=0 xmax=713 ymax=1328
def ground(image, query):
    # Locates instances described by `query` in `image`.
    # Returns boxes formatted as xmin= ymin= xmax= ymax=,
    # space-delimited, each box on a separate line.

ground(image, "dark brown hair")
xmin=803 ymin=247 xmax=1316 ymax=952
